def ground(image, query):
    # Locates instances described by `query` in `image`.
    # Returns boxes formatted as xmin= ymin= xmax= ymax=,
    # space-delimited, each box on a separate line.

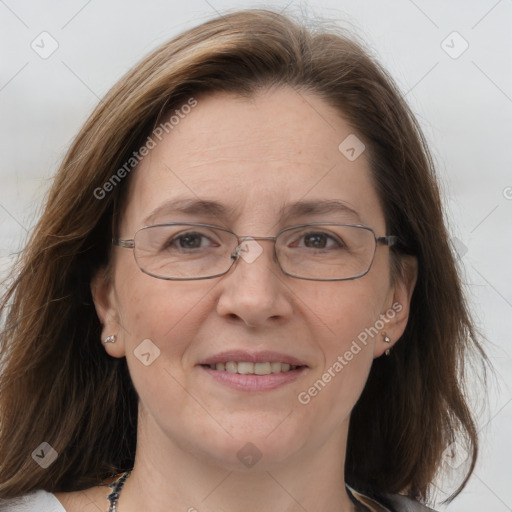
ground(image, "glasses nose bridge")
xmin=230 ymin=234 xmax=279 ymax=265
xmin=236 ymin=235 xmax=277 ymax=243
xmin=234 ymin=235 xmax=279 ymax=254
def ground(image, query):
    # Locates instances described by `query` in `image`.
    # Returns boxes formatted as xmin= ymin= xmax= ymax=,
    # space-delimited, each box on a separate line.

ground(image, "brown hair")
xmin=0 ymin=8 xmax=488 ymax=506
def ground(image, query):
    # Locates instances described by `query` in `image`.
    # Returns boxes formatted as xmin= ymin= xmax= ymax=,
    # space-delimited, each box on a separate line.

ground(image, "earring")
xmin=103 ymin=335 xmax=117 ymax=344
xmin=383 ymin=333 xmax=391 ymax=356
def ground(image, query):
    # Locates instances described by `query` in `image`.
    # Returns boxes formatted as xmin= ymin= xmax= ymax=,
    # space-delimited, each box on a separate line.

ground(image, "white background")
xmin=1 ymin=1 xmax=511 ymax=510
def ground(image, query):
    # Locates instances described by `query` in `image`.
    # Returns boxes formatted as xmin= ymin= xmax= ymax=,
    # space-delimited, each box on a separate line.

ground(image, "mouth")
xmin=197 ymin=350 xmax=309 ymax=392
xmin=201 ymin=361 xmax=305 ymax=375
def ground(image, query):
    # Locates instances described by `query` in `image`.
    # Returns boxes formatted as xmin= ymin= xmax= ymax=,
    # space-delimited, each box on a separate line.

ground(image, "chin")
xmin=189 ymin=424 xmax=307 ymax=472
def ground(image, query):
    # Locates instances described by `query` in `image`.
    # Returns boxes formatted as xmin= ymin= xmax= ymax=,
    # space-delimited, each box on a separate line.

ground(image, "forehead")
xmin=122 ymin=87 xmax=385 ymax=234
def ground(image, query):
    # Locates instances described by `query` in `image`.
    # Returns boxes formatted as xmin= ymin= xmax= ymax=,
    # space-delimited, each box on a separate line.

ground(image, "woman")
xmin=0 ymin=8 xmax=488 ymax=512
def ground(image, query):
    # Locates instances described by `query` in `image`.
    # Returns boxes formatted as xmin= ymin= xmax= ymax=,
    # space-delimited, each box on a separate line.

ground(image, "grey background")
xmin=1 ymin=0 xmax=511 ymax=510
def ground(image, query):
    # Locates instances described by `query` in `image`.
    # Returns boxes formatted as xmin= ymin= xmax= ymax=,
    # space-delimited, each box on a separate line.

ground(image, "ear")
xmin=90 ymin=267 xmax=126 ymax=358
xmin=374 ymin=255 xmax=418 ymax=358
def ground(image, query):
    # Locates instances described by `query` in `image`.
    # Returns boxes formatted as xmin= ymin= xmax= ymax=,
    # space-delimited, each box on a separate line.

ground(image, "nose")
xmin=215 ymin=238 xmax=293 ymax=328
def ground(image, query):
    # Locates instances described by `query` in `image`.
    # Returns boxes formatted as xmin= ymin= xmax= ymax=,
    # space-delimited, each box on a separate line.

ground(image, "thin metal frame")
xmin=112 ymin=222 xmax=398 ymax=281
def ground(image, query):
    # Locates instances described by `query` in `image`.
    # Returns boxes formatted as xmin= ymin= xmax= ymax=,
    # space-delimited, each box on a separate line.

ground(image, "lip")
xmin=197 ymin=350 xmax=309 ymax=392
xmin=200 ymin=365 xmax=308 ymax=391
xmin=198 ymin=350 xmax=308 ymax=367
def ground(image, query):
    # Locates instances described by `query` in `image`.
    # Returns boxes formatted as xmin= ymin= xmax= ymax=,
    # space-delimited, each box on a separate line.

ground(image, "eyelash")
xmin=164 ymin=230 xmax=345 ymax=251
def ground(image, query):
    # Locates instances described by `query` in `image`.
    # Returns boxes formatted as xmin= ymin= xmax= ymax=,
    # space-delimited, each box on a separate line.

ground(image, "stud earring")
xmin=383 ymin=333 xmax=391 ymax=356
xmin=103 ymin=335 xmax=117 ymax=344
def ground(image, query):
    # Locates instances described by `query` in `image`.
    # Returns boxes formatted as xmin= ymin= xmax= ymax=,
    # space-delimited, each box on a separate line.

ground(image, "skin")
xmin=56 ymin=86 xmax=416 ymax=512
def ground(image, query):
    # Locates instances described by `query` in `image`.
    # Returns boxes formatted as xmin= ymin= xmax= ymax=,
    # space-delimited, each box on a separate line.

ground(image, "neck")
xmin=116 ymin=412 xmax=357 ymax=512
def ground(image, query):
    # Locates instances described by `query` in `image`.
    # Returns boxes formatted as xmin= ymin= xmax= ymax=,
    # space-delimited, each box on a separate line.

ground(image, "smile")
xmin=203 ymin=361 xmax=302 ymax=374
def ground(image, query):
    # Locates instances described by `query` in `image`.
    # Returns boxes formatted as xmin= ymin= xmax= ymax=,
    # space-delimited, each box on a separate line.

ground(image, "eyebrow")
xmin=143 ymin=197 xmax=362 ymax=226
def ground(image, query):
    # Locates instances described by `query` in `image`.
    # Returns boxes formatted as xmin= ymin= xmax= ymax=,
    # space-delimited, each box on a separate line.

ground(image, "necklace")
xmin=105 ymin=471 xmax=374 ymax=512
xmin=106 ymin=470 xmax=131 ymax=512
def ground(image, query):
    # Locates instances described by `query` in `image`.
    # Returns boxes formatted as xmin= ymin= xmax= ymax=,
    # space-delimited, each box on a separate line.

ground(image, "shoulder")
xmin=0 ymin=489 xmax=65 ymax=512
xmin=349 ymin=485 xmax=437 ymax=512
xmin=0 ymin=477 xmax=119 ymax=512
xmin=384 ymin=493 xmax=437 ymax=512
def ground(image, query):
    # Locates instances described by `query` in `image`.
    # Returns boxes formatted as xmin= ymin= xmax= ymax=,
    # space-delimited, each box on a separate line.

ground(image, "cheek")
xmin=293 ymin=277 xmax=387 ymax=350
xmin=292 ymin=279 xmax=387 ymax=408
xmin=317 ymin=288 xmax=378 ymax=390
xmin=294 ymin=313 xmax=376 ymax=441
xmin=114 ymin=259 xmax=213 ymax=356
xmin=115 ymin=274 xmax=215 ymax=417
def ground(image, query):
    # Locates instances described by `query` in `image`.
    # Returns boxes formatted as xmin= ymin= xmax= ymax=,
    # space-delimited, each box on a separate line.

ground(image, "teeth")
xmin=226 ymin=361 xmax=237 ymax=373
xmin=207 ymin=361 xmax=299 ymax=374
xmin=254 ymin=362 xmax=271 ymax=375
xmin=237 ymin=362 xmax=254 ymax=375
xmin=270 ymin=362 xmax=282 ymax=373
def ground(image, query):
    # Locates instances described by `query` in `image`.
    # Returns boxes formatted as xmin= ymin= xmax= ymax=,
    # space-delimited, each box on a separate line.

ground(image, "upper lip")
xmin=198 ymin=350 xmax=308 ymax=367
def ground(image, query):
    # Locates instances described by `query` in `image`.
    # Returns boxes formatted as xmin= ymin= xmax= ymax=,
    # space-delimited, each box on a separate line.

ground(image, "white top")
xmin=0 ymin=490 xmax=66 ymax=512
xmin=0 ymin=487 xmax=436 ymax=512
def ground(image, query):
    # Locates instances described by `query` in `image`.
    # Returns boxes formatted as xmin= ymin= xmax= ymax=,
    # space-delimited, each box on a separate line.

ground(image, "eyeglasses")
xmin=112 ymin=222 xmax=398 ymax=281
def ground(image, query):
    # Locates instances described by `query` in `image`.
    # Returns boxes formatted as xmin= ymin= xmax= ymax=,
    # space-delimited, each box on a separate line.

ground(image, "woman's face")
xmin=93 ymin=87 xmax=415 ymax=471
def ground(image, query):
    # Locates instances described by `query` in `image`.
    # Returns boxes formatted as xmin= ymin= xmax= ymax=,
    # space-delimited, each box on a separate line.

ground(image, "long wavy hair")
xmin=0 ymin=8 xmax=488 ymax=506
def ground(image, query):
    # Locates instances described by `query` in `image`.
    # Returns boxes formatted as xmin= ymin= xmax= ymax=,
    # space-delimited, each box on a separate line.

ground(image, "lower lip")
xmin=199 ymin=365 xmax=308 ymax=391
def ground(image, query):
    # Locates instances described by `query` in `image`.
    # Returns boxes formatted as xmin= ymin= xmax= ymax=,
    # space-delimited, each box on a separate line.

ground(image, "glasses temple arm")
xmin=112 ymin=238 xmax=135 ymax=248
xmin=377 ymin=235 xmax=399 ymax=247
